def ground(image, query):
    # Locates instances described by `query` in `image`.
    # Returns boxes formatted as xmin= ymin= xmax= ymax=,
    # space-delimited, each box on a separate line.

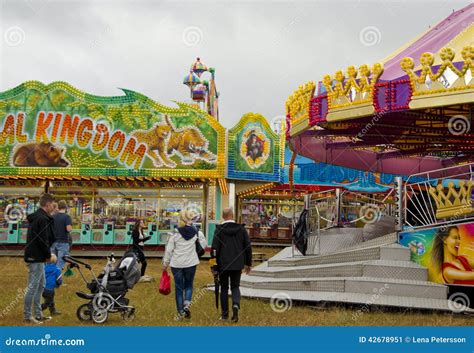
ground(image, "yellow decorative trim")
xmin=236 ymin=182 xmax=277 ymax=198
xmin=408 ymin=88 xmax=474 ymax=110
xmin=400 ymin=45 xmax=474 ymax=96
xmin=429 ymin=180 xmax=474 ymax=219
xmin=322 ymin=64 xmax=383 ymax=110
xmin=285 ymin=82 xmax=316 ymax=121
xmin=218 ymin=178 xmax=228 ymax=195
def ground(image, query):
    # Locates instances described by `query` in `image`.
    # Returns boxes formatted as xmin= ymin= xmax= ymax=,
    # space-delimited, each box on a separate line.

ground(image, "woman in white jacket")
xmin=163 ymin=209 xmax=206 ymax=320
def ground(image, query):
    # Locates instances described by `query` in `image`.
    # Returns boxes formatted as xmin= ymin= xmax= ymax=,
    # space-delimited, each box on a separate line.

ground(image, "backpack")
xmin=292 ymin=209 xmax=309 ymax=255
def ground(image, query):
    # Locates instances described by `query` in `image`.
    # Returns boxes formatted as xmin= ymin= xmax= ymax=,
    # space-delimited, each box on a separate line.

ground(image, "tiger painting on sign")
xmin=131 ymin=115 xmax=216 ymax=168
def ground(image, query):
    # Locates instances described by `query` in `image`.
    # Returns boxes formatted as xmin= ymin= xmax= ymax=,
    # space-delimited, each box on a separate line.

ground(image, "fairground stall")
xmin=235 ymin=146 xmax=398 ymax=244
xmin=0 ymin=79 xmax=226 ymax=250
xmin=240 ymin=5 xmax=474 ymax=312
xmin=227 ymin=113 xmax=287 ymax=242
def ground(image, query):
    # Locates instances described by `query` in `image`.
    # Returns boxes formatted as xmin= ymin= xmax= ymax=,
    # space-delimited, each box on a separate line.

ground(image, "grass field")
xmin=0 ymin=249 xmax=472 ymax=326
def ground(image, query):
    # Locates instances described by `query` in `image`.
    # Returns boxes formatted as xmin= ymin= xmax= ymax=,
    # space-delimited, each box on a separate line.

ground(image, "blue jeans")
xmin=24 ymin=263 xmax=45 ymax=320
xmin=51 ymin=242 xmax=70 ymax=270
xmin=171 ymin=266 xmax=196 ymax=314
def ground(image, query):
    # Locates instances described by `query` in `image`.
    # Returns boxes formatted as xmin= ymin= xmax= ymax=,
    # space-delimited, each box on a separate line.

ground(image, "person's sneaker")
xmin=219 ymin=315 xmax=228 ymax=321
xmin=183 ymin=305 xmax=191 ymax=319
xmin=35 ymin=315 xmax=52 ymax=322
xmin=50 ymin=310 xmax=61 ymax=316
xmin=231 ymin=305 xmax=239 ymax=323
xmin=24 ymin=317 xmax=43 ymax=325
xmin=174 ymin=312 xmax=185 ymax=321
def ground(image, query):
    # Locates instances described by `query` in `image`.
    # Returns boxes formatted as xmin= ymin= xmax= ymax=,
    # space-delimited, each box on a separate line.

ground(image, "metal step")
xmin=250 ymin=259 xmax=428 ymax=281
xmin=269 ymin=244 xmax=410 ymax=267
xmin=241 ymin=275 xmax=447 ymax=299
xmin=239 ymin=287 xmax=472 ymax=313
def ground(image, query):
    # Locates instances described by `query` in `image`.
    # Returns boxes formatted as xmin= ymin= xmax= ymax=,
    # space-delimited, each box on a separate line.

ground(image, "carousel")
xmin=240 ymin=4 xmax=474 ymax=312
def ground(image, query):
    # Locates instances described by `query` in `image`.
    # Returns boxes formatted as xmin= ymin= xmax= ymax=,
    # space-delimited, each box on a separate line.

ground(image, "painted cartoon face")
xmin=445 ymin=227 xmax=461 ymax=256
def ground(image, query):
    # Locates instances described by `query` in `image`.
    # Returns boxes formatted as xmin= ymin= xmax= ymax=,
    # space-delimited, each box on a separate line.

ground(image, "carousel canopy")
xmin=286 ymin=4 xmax=473 ymax=176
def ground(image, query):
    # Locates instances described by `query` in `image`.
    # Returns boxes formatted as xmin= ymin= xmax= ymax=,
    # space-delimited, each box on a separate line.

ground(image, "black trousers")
xmin=219 ymin=270 xmax=241 ymax=316
xmin=134 ymin=246 xmax=147 ymax=276
xmin=41 ymin=288 xmax=55 ymax=311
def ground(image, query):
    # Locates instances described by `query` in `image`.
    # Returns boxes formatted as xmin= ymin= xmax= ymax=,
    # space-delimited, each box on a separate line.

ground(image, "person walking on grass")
xmin=212 ymin=207 xmax=252 ymax=323
xmin=41 ymin=254 xmax=63 ymax=316
xmin=23 ymin=193 xmax=56 ymax=325
xmin=51 ymin=200 xmax=72 ymax=271
xmin=131 ymin=219 xmax=150 ymax=279
xmin=163 ymin=209 xmax=206 ymax=321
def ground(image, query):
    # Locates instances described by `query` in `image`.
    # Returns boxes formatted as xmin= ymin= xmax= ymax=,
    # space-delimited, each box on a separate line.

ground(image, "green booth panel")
xmin=92 ymin=223 xmax=114 ymax=245
xmin=70 ymin=229 xmax=82 ymax=244
xmin=147 ymin=223 xmax=158 ymax=245
xmin=79 ymin=223 xmax=92 ymax=244
xmin=158 ymin=231 xmax=173 ymax=245
xmin=0 ymin=228 xmax=9 ymax=243
xmin=114 ymin=229 xmax=129 ymax=245
xmin=0 ymin=224 xmax=21 ymax=243
xmin=19 ymin=228 xmax=27 ymax=244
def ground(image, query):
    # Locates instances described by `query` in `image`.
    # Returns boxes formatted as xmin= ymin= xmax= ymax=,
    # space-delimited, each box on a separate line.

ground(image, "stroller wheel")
xmin=121 ymin=308 xmax=135 ymax=321
xmin=76 ymin=303 xmax=92 ymax=321
xmin=92 ymin=308 xmax=108 ymax=324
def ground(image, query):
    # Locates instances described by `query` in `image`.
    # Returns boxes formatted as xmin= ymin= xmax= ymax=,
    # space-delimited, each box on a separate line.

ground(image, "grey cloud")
xmin=0 ymin=0 xmax=471 ymax=127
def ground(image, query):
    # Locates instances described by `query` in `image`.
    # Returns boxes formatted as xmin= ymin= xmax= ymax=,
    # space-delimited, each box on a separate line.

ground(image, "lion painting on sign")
xmin=131 ymin=115 xmax=216 ymax=168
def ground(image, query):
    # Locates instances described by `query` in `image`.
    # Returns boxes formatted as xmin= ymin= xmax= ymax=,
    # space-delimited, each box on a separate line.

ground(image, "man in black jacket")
xmin=212 ymin=207 xmax=252 ymax=323
xmin=23 ymin=193 xmax=56 ymax=324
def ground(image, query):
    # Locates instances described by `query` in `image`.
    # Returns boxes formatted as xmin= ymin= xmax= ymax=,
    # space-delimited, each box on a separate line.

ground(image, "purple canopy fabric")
xmin=291 ymin=133 xmax=470 ymax=176
xmin=381 ymin=3 xmax=473 ymax=80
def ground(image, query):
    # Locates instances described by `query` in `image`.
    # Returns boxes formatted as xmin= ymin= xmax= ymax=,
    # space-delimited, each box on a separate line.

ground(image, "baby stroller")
xmin=63 ymin=251 xmax=141 ymax=324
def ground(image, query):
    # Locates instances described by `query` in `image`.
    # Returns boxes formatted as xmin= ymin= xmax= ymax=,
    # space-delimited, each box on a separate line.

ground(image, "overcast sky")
xmin=0 ymin=0 xmax=471 ymax=128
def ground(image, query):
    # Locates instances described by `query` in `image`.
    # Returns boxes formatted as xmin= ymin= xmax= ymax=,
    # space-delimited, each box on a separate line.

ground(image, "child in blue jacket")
xmin=41 ymin=258 xmax=63 ymax=316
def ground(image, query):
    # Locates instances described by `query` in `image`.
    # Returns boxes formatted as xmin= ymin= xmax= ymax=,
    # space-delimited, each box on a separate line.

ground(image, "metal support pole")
xmin=395 ymin=176 xmax=403 ymax=233
xmin=335 ymin=188 xmax=341 ymax=227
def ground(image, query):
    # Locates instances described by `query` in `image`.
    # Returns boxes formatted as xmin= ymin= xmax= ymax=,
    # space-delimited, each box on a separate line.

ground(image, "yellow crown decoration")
xmin=400 ymin=45 xmax=474 ymax=97
xmin=429 ymin=180 xmax=474 ymax=219
xmin=285 ymin=81 xmax=316 ymax=123
xmin=322 ymin=63 xmax=384 ymax=110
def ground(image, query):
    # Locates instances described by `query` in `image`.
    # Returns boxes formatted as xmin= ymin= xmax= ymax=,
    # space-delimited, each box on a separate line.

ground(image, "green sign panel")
xmin=0 ymin=81 xmax=225 ymax=178
xmin=228 ymin=113 xmax=283 ymax=181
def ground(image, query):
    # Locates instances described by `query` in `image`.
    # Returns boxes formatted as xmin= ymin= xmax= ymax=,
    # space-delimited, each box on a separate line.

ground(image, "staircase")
xmin=241 ymin=233 xmax=471 ymax=312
